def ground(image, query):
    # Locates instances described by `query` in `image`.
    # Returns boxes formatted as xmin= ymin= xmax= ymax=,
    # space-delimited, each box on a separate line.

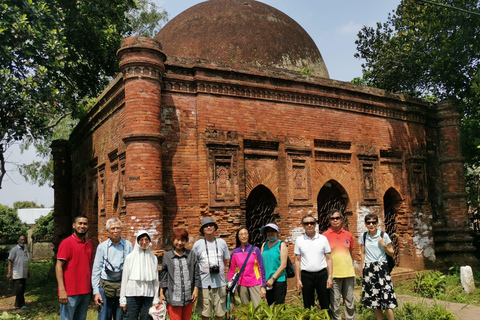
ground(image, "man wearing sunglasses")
xmin=323 ymin=209 xmax=355 ymax=320
xmin=294 ymin=214 xmax=333 ymax=312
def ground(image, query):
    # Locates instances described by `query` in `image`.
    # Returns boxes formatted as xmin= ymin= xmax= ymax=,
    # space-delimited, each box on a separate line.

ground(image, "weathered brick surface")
xmin=53 ymin=36 xmax=476 ymax=269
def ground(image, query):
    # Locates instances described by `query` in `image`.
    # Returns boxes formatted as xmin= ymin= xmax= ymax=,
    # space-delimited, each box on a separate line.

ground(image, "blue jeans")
xmin=60 ymin=293 xmax=91 ymax=320
xmin=124 ymin=296 xmax=153 ymax=320
xmin=98 ymin=286 xmax=123 ymax=320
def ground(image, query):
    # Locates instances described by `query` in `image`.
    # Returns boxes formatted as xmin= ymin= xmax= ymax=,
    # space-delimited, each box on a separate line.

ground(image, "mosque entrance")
xmin=317 ymin=180 xmax=349 ymax=232
xmin=384 ymin=188 xmax=402 ymax=266
xmin=246 ymin=185 xmax=277 ymax=248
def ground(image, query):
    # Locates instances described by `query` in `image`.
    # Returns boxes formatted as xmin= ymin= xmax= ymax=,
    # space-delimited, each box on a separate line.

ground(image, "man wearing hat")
xmin=192 ymin=217 xmax=230 ymax=320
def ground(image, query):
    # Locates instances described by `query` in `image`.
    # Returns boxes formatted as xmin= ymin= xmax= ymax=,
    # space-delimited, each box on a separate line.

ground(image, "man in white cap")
xmin=192 ymin=217 xmax=230 ymax=320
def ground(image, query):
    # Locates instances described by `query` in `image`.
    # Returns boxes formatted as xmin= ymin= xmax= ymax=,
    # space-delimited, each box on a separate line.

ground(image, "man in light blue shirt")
xmin=91 ymin=218 xmax=133 ymax=320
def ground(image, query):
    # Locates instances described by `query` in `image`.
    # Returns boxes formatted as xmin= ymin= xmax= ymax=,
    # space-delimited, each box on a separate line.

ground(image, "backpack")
xmin=363 ymin=231 xmax=395 ymax=273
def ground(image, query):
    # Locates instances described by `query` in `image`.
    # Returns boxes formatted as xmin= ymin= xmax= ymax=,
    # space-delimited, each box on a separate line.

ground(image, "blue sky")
xmin=0 ymin=0 xmax=401 ymax=207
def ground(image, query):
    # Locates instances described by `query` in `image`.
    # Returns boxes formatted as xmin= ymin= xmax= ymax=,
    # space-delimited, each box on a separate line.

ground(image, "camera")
xmin=209 ymin=265 xmax=220 ymax=274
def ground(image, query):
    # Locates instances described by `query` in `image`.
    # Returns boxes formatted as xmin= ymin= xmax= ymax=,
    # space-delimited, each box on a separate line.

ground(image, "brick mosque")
xmin=52 ymin=0 xmax=477 ymax=272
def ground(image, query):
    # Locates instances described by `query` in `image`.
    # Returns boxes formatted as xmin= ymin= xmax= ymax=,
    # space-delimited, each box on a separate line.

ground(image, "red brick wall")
xmin=54 ymin=38 xmax=476 ymax=270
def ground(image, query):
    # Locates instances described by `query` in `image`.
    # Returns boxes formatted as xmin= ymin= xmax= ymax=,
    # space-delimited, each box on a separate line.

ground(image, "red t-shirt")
xmin=57 ymin=234 xmax=93 ymax=296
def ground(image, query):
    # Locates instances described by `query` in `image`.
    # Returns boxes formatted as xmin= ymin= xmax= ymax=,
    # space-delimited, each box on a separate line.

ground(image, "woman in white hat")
xmin=260 ymin=223 xmax=288 ymax=305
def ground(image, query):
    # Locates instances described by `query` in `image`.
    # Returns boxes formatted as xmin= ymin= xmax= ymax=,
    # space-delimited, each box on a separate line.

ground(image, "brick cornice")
xmin=163 ymin=71 xmax=432 ymax=124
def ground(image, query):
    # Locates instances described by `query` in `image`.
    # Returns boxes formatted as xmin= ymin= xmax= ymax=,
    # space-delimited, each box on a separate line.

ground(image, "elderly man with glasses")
xmin=294 ymin=214 xmax=333 ymax=312
xmin=323 ymin=209 xmax=355 ymax=320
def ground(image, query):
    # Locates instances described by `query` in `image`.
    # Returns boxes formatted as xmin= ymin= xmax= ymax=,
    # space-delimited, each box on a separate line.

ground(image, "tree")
xmin=0 ymin=0 xmax=168 ymax=189
xmin=0 ymin=204 xmax=29 ymax=244
xmin=13 ymin=200 xmax=44 ymax=209
xmin=355 ymin=0 xmax=479 ymax=100
xmin=32 ymin=210 xmax=54 ymax=241
xmin=355 ymin=0 xmax=480 ymax=210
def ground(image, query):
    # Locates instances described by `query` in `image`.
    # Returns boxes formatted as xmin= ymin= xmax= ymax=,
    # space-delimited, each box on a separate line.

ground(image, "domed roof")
xmin=155 ymin=0 xmax=329 ymax=78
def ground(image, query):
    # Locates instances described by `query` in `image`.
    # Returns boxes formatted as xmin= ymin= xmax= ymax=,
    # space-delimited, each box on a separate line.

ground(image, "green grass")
xmin=394 ymin=268 xmax=480 ymax=306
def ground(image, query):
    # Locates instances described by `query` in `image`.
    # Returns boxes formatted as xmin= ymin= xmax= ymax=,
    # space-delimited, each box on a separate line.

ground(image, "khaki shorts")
xmin=197 ymin=286 xmax=227 ymax=318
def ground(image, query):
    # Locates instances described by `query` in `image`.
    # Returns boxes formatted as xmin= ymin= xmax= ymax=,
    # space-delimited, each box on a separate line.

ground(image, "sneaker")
xmin=20 ymin=306 xmax=27 ymax=310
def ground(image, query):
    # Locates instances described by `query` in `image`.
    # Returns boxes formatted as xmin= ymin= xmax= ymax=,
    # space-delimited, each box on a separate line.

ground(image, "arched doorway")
xmin=246 ymin=185 xmax=277 ymax=247
xmin=384 ymin=188 xmax=402 ymax=266
xmin=317 ymin=180 xmax=348 ymax=232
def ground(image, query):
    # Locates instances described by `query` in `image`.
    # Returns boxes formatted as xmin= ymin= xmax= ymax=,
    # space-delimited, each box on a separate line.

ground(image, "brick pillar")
xmin=434 ymin=100 xmax=477 ymax=266
xmin=117 ymin=37 xmax=166 ymax=253
xmin=51 ymin=139 xmax=72 ymax=254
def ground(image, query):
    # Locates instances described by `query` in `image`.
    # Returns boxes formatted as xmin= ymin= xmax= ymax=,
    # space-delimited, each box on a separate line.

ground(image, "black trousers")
xmin=301 ymin=269 xmax=330 ymax=310
xmin=265 ymin=281 xmax=287 ymax=305
xmin=13 ymin=278 xmax=26 ymax=308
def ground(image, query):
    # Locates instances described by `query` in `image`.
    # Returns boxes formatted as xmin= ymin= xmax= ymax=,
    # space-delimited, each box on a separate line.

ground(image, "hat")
xmin=261 ymin=223 xmax=279 ymax=237
xmin=200 ymin=217 xmax=218 ymax=234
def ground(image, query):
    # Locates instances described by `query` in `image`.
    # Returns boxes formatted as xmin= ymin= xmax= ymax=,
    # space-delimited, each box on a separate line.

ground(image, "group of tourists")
xmin=6 ymin=209 xmax=397 ymax=320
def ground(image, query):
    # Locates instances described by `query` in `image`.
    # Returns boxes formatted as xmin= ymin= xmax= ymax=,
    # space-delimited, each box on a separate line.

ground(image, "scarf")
xmin=128 ymin=230 xmax=157 ymax=282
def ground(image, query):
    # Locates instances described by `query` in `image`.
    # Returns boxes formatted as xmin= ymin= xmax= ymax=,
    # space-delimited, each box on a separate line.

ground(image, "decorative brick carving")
xmin=358 ymin=154 xmax=378 ymax=204
xmin=208 ymin=148 xmax=240 ymax=207
xmin=287 ymin=155 xmax=312 ymax=205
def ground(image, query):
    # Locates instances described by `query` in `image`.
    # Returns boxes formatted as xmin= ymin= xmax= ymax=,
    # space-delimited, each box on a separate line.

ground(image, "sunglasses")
xmin=330 ymin=217 xmax=341 ymax=221
xmin=366 ymin=221 xmax=377 ymax=225
xmin=303 ymin=221 xmax=316 ymax=226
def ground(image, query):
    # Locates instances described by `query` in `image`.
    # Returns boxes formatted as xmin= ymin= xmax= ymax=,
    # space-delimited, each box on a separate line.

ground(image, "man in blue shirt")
xmin=91 ymin=218 xmax=133 ymax=320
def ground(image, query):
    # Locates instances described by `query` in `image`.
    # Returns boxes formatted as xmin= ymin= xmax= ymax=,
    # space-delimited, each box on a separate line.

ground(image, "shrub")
xmin=413 ymin=270 xmax=446 ymax=298
xmin=231 ymin=301 xmax=330 ymax=320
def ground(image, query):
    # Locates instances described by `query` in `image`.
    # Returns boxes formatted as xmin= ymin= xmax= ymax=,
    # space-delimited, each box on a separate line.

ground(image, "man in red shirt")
xmin=55 ymin=215 xmax=93 ymax=320
xmin=323 ymin=209 xmax=355 ymax=320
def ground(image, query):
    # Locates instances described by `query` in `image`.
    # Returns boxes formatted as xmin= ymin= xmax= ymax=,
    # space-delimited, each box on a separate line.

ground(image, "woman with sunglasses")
xmin=260 ymin=223 xmax=288 ymax=305
xmin=360 ymin=213 xmax=397 ymax=320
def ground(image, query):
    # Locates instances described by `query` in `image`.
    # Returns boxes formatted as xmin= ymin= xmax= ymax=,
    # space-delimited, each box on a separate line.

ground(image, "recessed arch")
xmin=246 ymin=185 xmax=277 ymax=247
xmin=384 ymin=187 xmax=402 ymax=266
xmin=317 ymin=180 xmax=349 ymax=232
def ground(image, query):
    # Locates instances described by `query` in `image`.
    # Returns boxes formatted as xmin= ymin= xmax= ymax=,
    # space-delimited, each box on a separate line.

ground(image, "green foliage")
xmin=0 ymin=204 xmax=29 ymax=244
xmin=300 ymin=66 xmax=313 ymax=76
xmin=0 ymin=0 xmax=169 ymax=188
xmin=397 ymin=302 xmax=454 ymax=320
xmin=128 ymin=0 xmax=168 ymax=38
xmin=355 ymin=0 xmax=480 ymax=99
xmin=232 ymin=301 xmax=330 ymax=320
xmin=0 ymin=312 xmax=25 ymax=319
xmin=413 ymin=271 xmax=446 ymax=298
xmin=32 ymin=210 xmax=54 ymax=241
xmin=356 ymin=301 xmax=455 ymax=320
xmin=13 ymin=201 xmax=44 ymax=209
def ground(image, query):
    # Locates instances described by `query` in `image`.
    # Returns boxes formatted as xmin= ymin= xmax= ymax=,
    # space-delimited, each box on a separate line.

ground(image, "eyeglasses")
xmin=330 ymin=217 xmax=341 ymax=221
xmin=366 ymin=221 xmax=377 ymax=225
xmin=303 ymin=221 xmax=316 ymax=226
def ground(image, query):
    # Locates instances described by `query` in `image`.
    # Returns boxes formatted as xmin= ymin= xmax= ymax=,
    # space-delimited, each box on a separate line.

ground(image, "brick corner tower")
xmin=117 ymin=37 xmax=166 ymax=254
xmin=434 ymin=100 xmax=478 ymax=266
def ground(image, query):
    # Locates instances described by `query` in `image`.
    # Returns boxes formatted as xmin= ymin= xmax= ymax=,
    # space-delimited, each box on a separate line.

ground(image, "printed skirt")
xmin=362 ymin=261 xmax=398 ymax=310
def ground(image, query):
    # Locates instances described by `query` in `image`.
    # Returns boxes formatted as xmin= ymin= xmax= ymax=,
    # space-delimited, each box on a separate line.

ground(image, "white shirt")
xmin=294 ymin=232 xmax=331 ymax=272
xmin=8 ymin=245 xmax=29 ymax=279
